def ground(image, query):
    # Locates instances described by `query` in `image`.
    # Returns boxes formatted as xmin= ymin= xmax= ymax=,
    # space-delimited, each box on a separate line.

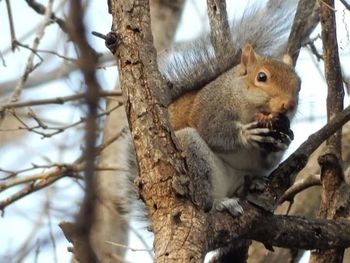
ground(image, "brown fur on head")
xmin=239 ymin=43 xmax=301 ymax=120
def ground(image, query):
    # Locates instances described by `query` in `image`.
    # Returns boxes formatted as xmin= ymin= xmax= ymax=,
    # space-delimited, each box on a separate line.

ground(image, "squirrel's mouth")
xmin=255 ymin=112 xmax=290 ymax=129
xmin=254 ymin=112 xmax=295 ymax=151
xmin=255 ymin=111 xmax=276 ymax=124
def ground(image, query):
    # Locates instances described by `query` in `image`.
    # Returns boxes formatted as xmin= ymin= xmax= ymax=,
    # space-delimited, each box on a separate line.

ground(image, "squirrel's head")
xmin=237 ymin=43 xmax=301 ymax=120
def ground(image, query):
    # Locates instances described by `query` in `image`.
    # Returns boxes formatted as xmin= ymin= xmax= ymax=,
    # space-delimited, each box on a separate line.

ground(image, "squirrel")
xmin=90 ymin=0 xmax=301 ymax=261
xmin=166 ymin=43 xmax=300 ymax=215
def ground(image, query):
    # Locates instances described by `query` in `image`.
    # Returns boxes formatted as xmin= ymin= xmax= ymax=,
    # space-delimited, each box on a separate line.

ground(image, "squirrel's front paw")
xmin=214 ymin=198 xmax=243 ymax=217
xmin=240 ymin=122 xmax=277 ymax=147
xmin=240 ymin=122 xmax=290 ymax=151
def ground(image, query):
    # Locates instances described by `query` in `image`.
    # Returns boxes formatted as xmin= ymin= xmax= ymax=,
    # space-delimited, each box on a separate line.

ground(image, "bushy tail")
xmin=159 ymin=0 xmax=298 ymax=103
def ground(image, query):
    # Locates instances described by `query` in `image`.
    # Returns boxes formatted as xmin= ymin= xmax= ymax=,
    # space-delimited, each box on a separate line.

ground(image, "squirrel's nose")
xmin=270 ymin=98 xmax=297 ymax=114
xmin=280 ymin=100 xmax=296 ymax=113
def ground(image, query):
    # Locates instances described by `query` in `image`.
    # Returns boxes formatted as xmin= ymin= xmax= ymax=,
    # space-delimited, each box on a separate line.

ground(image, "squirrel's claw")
xmin=240 ymin=122 xmax=271 ymax=148
xmin=240 ymin=122 xmax=291 ymax=151
xmin=214 ymin=197 xmax=243 ymax=217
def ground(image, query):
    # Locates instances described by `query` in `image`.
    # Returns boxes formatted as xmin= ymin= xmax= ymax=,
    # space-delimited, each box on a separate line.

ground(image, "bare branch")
xmin=286 ymin=0 xmax=319 ymax=65
xmin=0 ymin=124 xmax=125 ymax=209
xmin=24 ymin=0 xmax=67 ymax=32
xmin=0 ymin=102 xmax=122 ymax=139
xmin=62 ymin=0 xmax=106 ymax=261
xmin=5 ymin=0 xmax=16 ymax=50
xmin=0 ymin=91 xmax=121 ymax=111
xmin=0 ymin=165 xmax=78 ymax=212
xmin=4 ymin=0 xmax=54 ymax=105
xmin=109 ymin=0 xmax=209 ymax=261
xmin=0 ymin=0 xmax=55 ymax=151
xmin=14 ymin=41 xmax=76 ymax=62
xmin=206 ymin=0 xmax=231 ymax=58
xmin=339 ymin=0 xmax=350 ymax=10
xmin=309 ymin=0 xmax=346 ymax=261
xmin=206 ymin=200 xmax=350 ymax=251
xmin=280 ymin=174 xmax=321 ymax=204
xmin=0 ymin=165 xmax=126 ymax=192
xmin=0 ymin=52 xmax=114 ymax=96
xmin=87 ymin=1 xmax=187 ymax=261
xmin=150 ymin=0 xmax=186 ymax=51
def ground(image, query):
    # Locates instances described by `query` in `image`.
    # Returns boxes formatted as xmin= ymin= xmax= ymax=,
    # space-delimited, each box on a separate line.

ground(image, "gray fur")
xmin=174 ymin=128 xmax=215 ymax=211
xmin=159 ymin=0 xmax=298 ymax=103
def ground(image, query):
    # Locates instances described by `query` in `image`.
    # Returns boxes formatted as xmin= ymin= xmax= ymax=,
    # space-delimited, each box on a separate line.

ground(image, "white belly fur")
xmin=212 ymin=149 xmax=283 ymax=198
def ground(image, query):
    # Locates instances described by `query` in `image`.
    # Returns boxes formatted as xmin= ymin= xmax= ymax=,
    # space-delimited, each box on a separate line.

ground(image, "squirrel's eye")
xmin=257 ymin=72 xmax=267 ymax=82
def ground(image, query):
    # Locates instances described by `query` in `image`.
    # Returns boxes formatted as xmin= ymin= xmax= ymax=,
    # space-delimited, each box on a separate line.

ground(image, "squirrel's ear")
xmin=282 ymin=54 xmax=293 ymax=67
xmin=241 ymin=43 xmax=257 ymax=68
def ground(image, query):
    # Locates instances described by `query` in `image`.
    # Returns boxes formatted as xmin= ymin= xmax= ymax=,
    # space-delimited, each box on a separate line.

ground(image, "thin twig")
xmin=5 ymin=0 xmax=16 ymax=50
xmin=0 ymin=51 xmax=6 ymax=67
xmin=0 ymin=165 xmax=126 ymax=192
xmin=0 ymin=103 xmax=122 ymax=138
xmin=0 ymin=166 xmax=76 ymax=211
xmin=279 ymin=174 xmax=321 ymax=203
xmin=0 ymin=0 xmax=55 ymax=137
xmin=0 ymin=91 xmax=121 ymax=111
xmin=104 ymin=241 xmax=152 ymax=252
xmin=0 ymin=52 xmax=115 ymax=95
xmin=24 ymin=0 xmax=67 ymax=32
xmin=14 ymin=41 xmax=76 ymax=62
xmin=318 ymin=0 xmax=337 ymax=11
xmin=6 ymin=0 xmax=54 ymax=104
xmin=306 ymin=40 xmax=324 ymax=61
xmin=286 ymin=0 xmax=319 ymax=65
xmin=0 ymin=0 xmax=69 ymax=57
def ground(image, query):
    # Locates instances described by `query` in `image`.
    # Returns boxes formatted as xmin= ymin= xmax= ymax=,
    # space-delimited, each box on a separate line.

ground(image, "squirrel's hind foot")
xmin=214 ymin=197 xmax=243 ymax=217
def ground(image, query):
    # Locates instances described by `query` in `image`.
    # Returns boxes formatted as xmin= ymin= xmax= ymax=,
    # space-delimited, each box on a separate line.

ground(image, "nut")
xmin=255 ymin=113 xmax=294 ymax=151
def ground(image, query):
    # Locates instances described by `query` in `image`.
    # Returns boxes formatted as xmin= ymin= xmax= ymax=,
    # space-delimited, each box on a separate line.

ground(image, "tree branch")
xmin=24 ymin=0 xmax=67 ymax=32
xmin=206 ymin=0 xmax=232 ymax=58
xmin=339 ymin=0 xmax=350 ymax=10
xmin=0 ymin=166 xmax=78 ymax=213
xmin=0 ymin=91 xmax=121 ymax=111
xmin=247 ymin=104 xmax=350 ymax=211
xmin=5 ymin=0 xmax=16 ymax=50
xmin=310 ymin=0 xmax=346 ymax=261
xmin=87 ymin=1 xmax=187 ymax=261
xmin=206 ymin=201 xmax=350 ymax=252
xmin=285 ymin=0 xmax=319 ymax=65
xmin=280 ymin=174 xmax=321 ymax=204
xmin=60 ymin=1 xmax=103 ymax=261
xmin=4 ymin=0 xmax=53 ymax=105
xmin=0 ymin=52 xmax=114 ymax=96
xmin=150 ymin=0 xmax=185 ymax=51
xmin=110 ymin=0 xmax=209 ymax=261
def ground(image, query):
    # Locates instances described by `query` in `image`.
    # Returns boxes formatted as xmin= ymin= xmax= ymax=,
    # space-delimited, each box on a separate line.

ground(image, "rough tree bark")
xmin=110 ymin=0 xmax=209 ymax=262
xmin=309 ymin=0 xmax=347 ymax=262
xmin=150 ymin=0 xmax=185 ymax=51
xmin=89 ymin=1 xmax=185 ymax=262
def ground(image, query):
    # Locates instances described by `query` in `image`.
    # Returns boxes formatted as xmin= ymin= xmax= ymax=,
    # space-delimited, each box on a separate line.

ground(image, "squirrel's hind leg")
xmin=174 ymin=127 xmax=217 ymax=212
xmin=174 ymin=127 xmax=243 ymax=216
